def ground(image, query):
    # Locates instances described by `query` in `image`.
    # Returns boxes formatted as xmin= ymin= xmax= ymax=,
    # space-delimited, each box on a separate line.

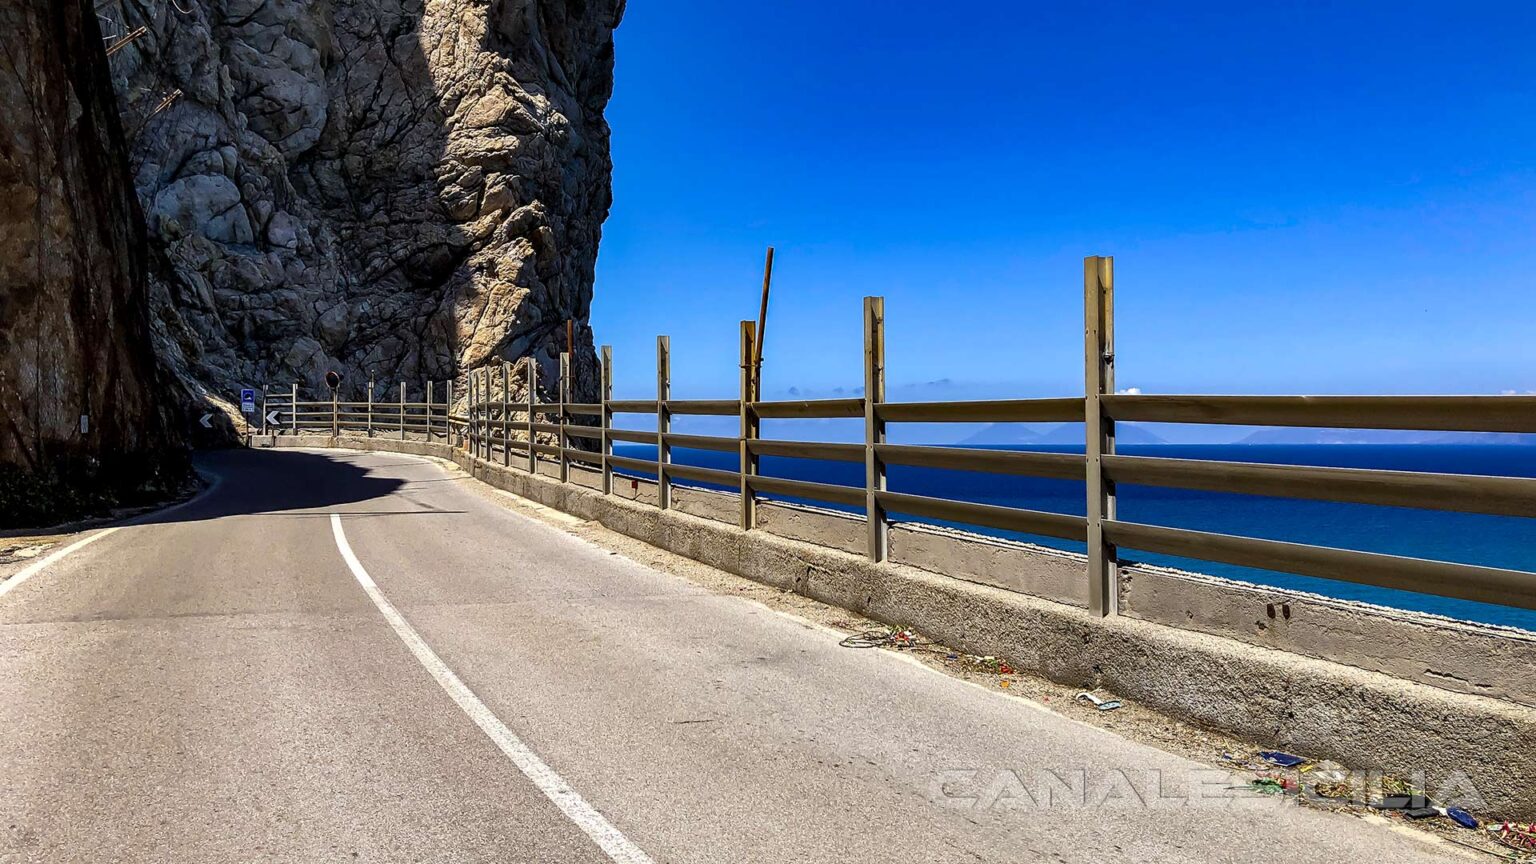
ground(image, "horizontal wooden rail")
xmin=665 ymin=462 xmax=741 ymax=487
xmin=747 ymin=474 xmax=864 ymax=508
xmin=609 ymin=454 xmax=659 ymax=475
xmin=1102 ymin=394 xmax=1536 ymax=433
xmin=562 ymin=447 xmax=603 ymax=466
xmin=667 ymin=399 xmax=739 ymax=416
xmin=746 ymin=439 xmax=862 ymax=462
xmin=530 ymin=421 xmax=562 ymax=434
xmin=1103 ymin=520 xmax=1536 ymax=610
xmin=876 ymin=490 xmax=1088 ymax=542
xmin=608 ymin=428 xmax=654 ymax=445
xmin=753 ymin=398 xmax=865 ymax=419
xmin=564 ymin=426 xmax=603 ymax=441
xmin=1102 ymin=454 xmax=1536 ymax=518
xmin=877 ymin=398 xmax=1083 ymax=424
xmin=664 ymin=432 xmax=738 ymax=452
xmin=294 ymin=402 xmax=437 ymax=410
xmin=877 ymin=444 xmax=1085 ymax=479
xmin=566 ymin=403 xmax=602 ymax=415
xmin=532 ymin=442 xmax=561 ymax=456
xmin=608 ymin=400 xmax=659 ymax=413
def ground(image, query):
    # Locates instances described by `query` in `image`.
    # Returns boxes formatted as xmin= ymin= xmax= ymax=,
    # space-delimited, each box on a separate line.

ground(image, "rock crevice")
xmin=0 ymin=0 xmax=189 ymax=525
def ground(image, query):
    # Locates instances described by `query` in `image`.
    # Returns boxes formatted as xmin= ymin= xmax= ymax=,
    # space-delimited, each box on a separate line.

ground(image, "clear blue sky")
xmin=591 ymin=1 xmax=1536 ymax=408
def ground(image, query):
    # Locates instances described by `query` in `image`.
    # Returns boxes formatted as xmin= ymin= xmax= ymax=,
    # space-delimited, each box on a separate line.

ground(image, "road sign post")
xmin=239 ymin=388 xmax=255 ymax=438
xmin=325 ymin=371 xmax=341 ymax=438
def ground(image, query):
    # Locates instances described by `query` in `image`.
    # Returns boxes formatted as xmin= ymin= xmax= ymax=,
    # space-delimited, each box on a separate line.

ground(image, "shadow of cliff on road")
xmin=129 ymin=449 xmax=423 ymax=524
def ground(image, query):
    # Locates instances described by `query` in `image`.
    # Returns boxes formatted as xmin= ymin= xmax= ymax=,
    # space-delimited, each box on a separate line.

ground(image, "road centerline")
xmin=328 ymin=512 xmax=654 ymax=864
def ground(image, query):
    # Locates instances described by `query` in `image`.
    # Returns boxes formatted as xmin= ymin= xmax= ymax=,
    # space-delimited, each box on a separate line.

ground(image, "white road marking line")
xmin=328 ymin=513 xmax=655 ymax=864
xmin=0 ymin=527 xmax=121 ymax=601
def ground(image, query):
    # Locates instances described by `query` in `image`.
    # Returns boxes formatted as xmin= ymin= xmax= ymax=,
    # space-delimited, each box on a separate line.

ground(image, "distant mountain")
xmin=1235 ymin=428 xmax=1536 ymax=445
xmin=956 ymin=424 xmax=1043 ymax=446
xmin=1036 ymin=423 xmax=1167 ymax=445
xmin=958 ymin=423 xmax=1166 ymax=447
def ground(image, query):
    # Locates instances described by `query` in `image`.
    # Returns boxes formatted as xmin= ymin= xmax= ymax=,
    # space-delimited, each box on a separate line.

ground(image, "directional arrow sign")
xmin=199 ymin=413 xmax=214 ymax=429
xmin=266 ymin=410 xmax=281 ymax=426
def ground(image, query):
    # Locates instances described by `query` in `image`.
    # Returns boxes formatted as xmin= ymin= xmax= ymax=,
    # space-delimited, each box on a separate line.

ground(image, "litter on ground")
xmin=1076 ymin=692 xmax=1123 ymax=711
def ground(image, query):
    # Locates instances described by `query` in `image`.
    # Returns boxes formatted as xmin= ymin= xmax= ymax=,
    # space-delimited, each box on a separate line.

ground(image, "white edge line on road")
xmin=0 ymin=527 xmax=122 ymax=601
xmin=328 ymin=513 xmax=655 ymax=864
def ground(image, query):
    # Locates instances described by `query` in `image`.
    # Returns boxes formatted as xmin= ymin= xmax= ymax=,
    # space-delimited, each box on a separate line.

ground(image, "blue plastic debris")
xmin=1259 ymin=751 xmax=1306 ymax=768
xmin=1437 ymin=807 xmax=1479 ymax=829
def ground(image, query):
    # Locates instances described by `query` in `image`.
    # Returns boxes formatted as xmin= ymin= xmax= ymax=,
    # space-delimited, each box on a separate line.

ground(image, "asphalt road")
xmin=0 ymin=448 xmax=1469 ymax=863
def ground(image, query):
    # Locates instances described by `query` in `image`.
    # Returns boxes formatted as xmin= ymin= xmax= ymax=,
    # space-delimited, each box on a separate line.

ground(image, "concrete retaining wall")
xmin=258 ymin=434 xmax=1536 ymax=818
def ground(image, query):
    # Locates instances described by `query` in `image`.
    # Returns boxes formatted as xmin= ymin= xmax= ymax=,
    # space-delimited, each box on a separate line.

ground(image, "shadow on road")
xmin=135 ymin=448 xmax=416 ymax=524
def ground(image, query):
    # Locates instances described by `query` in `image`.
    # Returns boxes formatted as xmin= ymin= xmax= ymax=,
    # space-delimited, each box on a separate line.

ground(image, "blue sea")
xmin=611 ymin=443 xmax=1536 ymax=633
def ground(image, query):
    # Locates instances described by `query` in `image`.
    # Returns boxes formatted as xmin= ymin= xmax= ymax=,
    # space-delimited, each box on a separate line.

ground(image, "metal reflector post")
xmin=400 ymin=381 xmax=407 ymax=440
xmin=526 ymin=357 xmax=537 ymax=474
xmin=427 ymin=381 xmax=435 ymax=440
xmin=367 ymin=378 xmax=374 ymax=437
xmin=446 ymin=378 xmax=455 ymax=446
xmin=601 ymin=345 xmax=614 ymax=494
xmin=1085 ymin=255 xmax=1117 ymax=616
xmin=738 ymin=321 xmax=758 ymax=530
xmin=559 ymin=352 xmax=571 ymax=482
xmin=291 ymin=383 xmax=298 ymax=435
xmin=864 ymin=296 xmax=888 ymax=562
xmin=656 ymin=337 xmax=671 ymax=508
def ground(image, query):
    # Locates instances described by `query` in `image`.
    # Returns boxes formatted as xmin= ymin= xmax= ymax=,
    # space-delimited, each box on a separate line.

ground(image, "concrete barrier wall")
xmin=259 ymin=434 xmax=1536 ymax=818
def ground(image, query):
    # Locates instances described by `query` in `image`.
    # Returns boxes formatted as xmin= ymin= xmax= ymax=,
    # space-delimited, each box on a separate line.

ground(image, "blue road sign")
xmin=240 ymin=388 xmax=256 ymax=414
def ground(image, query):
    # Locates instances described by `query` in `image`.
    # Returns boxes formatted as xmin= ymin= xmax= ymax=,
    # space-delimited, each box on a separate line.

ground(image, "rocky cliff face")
xmin=0 ymin=0 xmax=189 ymax=525
xmin=98 ymin=0 xmax=623 ymax=402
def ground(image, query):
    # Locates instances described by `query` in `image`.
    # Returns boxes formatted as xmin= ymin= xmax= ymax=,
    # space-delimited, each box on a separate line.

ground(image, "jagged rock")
xmin=0 ymin=0 xmax=190 ymax=525
xmin=99 ymin=0 xmax=624 ymax=406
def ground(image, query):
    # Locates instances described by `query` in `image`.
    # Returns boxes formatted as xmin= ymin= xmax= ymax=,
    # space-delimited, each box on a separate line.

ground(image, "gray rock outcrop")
xmin=98 ymin=0 xmax=623 ymax=403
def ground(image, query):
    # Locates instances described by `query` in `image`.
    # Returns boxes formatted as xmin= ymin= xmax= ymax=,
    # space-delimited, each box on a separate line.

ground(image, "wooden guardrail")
xmin=273 ymin=255 xmax=1536 ymax=617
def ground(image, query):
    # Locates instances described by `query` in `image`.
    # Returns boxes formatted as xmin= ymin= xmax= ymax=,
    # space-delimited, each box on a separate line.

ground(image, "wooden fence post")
xmin=601 ymin=345 xmax=613 ymax=494
xmin=559 ymin=352 xmax=571 ymax=482
xmin=864 ymin=296 xmax=888 ymax=562
xmin=656 ymin=337 xmax=671 ymax=509
xmin=738 ymin=321 xmax=758 ymax=530
xmin=400 ymin=381 xmax=407 ymax=440
xmin=526 ymin=357 xmax=537 ymax=474
xmin=483 ymin=368 xmax=493 ymax=460
xmin=1085 ymin=255 xmax=1117 ymax=617
xmin=502 ymin=361 xmax=511 ymax=466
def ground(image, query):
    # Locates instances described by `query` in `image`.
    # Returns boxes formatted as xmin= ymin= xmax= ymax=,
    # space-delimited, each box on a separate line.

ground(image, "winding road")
xmin=0 ymin=448 xmax=1467 ymax=862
